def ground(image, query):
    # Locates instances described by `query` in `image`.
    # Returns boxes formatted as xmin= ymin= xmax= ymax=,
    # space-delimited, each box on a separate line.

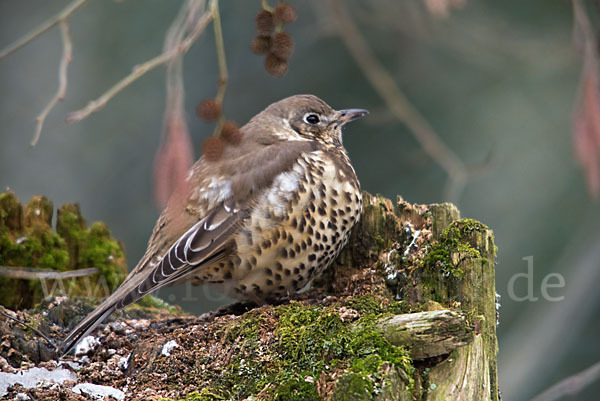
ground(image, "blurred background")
xmin=1 ymin=0 xmax=599 ymax=400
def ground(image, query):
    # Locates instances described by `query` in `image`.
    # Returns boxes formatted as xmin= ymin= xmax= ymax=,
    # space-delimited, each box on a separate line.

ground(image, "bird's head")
xmin=250 ymin=94 xmax=368 ymax=147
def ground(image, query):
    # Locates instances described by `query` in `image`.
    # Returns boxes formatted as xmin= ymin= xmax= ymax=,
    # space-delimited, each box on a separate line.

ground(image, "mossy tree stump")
xmin=334 ymin=193 xmax=499 ymax=401
xmin=0 ymin=191 xmax=127 ymax=310
xmin=0 ymin=191 xmax=499 ymax=401
xmin=316 ymin=193 xmax=498 ymax=400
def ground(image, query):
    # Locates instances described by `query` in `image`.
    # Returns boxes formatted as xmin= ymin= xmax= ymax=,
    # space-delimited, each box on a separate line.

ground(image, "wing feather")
xmin=59 ymin=199 xmax=246 ymax=355
xmin=116 ymin=200 xmax=245 ymax=308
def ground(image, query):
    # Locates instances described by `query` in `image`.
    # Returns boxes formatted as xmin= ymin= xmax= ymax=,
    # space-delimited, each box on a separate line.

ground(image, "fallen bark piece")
xmin=378 ymin=309 xmax=473 ymax=360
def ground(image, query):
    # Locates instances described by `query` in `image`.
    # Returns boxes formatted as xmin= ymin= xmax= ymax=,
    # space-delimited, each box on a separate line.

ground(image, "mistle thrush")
xmin=60 ymin=94 xmax=367 ymax=354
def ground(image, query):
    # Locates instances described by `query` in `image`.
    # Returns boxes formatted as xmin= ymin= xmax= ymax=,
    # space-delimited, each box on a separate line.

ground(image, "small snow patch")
xmin=161 ymin=340 xmax=179 ymax=356
xmin=118 ymin=354 xmax=130 ymax=371
xmin=72 ymin=383 xmax=125 ymax=400
xmin=129 ymin=319 xmax=150 ymax=330
xmin=74 ymin=335 xmax=100 ymax=356
xmin=0 ymin=367 xmax=76 ymax=396
xmin=14 ymin=393 xmax=30 ymax=401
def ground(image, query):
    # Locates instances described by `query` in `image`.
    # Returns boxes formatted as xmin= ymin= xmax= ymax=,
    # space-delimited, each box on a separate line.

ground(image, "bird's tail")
xmin=58 ymin=299 xmax=117 ymax=356
xmin=57 ymin=268 xmax=149 ymax=356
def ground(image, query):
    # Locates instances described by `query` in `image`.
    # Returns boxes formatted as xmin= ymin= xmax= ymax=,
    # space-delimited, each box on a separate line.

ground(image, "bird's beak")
xmin=336 ymin=108 xmax=369 ymax=127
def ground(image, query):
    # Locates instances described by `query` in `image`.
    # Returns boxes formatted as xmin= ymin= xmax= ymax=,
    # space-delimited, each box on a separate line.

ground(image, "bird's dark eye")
xmin=305 ymin=114 xmax=320 ymax=124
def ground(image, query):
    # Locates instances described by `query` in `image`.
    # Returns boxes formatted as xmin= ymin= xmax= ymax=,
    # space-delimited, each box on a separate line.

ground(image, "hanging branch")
xmin=212 ymin=0 xmax=228 ymax=105
xmin=67 ymin=7 xmax=214 ymax=123
xmin=0 ymin=0 xmax=87 ymax=146
xmin=0 ymin=0 xmax=88 ymax=60
xmin=31 ymin=20 xmax=72 ymax=147
xmin=153 ymin=0 xmax=205 ymax=208
xmin=210 ymin=0 xmax=229 ymax=135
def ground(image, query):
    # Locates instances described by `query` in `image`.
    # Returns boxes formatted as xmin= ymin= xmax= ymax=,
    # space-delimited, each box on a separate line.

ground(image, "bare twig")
xmin=0 ymin=0 xmax=88 ymax=60
xmin=261 ymin=0 xmax=273 ymax=12
xmin=324 ymin=0 xmax=468 ymax=201
xmin=0 ymin=307 xmax=55 ymax=347
xmin=162 ymin=0 xmax=207 ymax=116
xmin=31 ymin=21 xmax=72 ymax=147
xmin=0 ymin=265 xmax=98 ymax=280
xmin=211 ymin=0 xmax=228 ymax=134
xmin=529 ymin=360 xmax=600 ymax=401
xmin=153 ymin=0 xmax=204 ymax=208
xmin=67 ymin=7 xmax=213 ymax=123
xmin=212 ymin=0 xmax=228 ymax=104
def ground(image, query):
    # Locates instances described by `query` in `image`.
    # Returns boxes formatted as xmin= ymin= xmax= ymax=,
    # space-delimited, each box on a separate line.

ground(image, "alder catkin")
xmin=264 ymin=53 xmax=288 ymax=77
xmin=251 ymin=35 xmax=272 ymax=55
xmin=255 ymin=10 xmax=275 ymax=35
xmin=220 ymin=121 xmax=242 ymax=145
xmin=274 ymin=3 xmax=297 ymax=24
xmin=270 ymin=32 xmax=294 ymax=59
xmin=196 ymin=99 xmax=222 ymax=121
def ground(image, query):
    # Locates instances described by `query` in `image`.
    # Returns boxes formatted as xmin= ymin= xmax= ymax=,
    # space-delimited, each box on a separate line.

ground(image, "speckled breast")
xmin=196 ymin=149 xmax=362 ymax=303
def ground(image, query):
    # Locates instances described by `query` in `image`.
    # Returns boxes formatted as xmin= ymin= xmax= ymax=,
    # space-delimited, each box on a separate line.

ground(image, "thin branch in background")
xmin=324 ymin=0 xmax=468 ymax=202
xmin=0 ymin=0 xmax=88 ymax=60
xmin=0 ymin=0 xmax=86 ymax=146
xmin=529 ymin=360 xmax=600 ymax=401
xmin=67 ymin=7 xmax=214 ymax=123
xmin=261 ymin=0 xmax=273 ymax=12
xmin=0 ymin=265 xmax=98 ymax=280
xmin=0 ymin=307 xmax=55 ymax=348
xmin=153 ymin=0 xmax=205 ymax=208
xmin=31 ymin=20 xmax=72 ymax=147
xmin=211 ymin=0 xmax=229 ymax=134
xmin=212 ymin=0 xmax=228 ymax=103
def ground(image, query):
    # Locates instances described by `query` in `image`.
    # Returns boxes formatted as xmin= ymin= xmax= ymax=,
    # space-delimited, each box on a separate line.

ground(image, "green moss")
xmin=162 ymin=388 xmax=227 ymax=401
xmin=0 ymin=191 xmax=22 ymax=229
xmin=276 ymin=302 xmax=349 ymax=370
xmin=345 ymin=295 xmax=385 ymax=316
xmin=0 ymin=192 xmax=128 ymax=309
xmin=333 ymin=372 xmax=374 ymax=401
xmin=270 ymin=372 xmax=320 ymax=401
xmin=0 ymin=221 xmax=71 ymax=309
xmin=423 ymin=219 xmax=488 ymax=279
xmin=271 ymin=301 xmax=413 ymax=399
xmin=344 ymin=294 xmax=409 ymax=317
xmin=0 ymin=226 xmax=69 ymax=270
xmin=129 ymin=295 xmax=183 ymax=315
xmin=171 ymin=297 xmax=413 ymax=401
xmin=79 ymin=222 xmax=126 ymax=291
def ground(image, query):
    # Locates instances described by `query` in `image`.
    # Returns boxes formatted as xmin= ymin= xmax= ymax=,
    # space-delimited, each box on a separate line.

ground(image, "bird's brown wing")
xmin=60 ymin=139 xmax=317 ymax=355
xmin=59 ymin=197 xmax=246 ymax=355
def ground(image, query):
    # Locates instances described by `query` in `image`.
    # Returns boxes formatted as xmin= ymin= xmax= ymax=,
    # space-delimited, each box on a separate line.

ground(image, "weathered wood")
xmin=378 ymin=310 xmax=473 ymax=360
xmin=424 ymin=221 xmax=498 ymax=401
xmin=0 ymin=192 xmax=499 ymax=401
xmin=0 ymin=265 xmax=98 ymax=280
